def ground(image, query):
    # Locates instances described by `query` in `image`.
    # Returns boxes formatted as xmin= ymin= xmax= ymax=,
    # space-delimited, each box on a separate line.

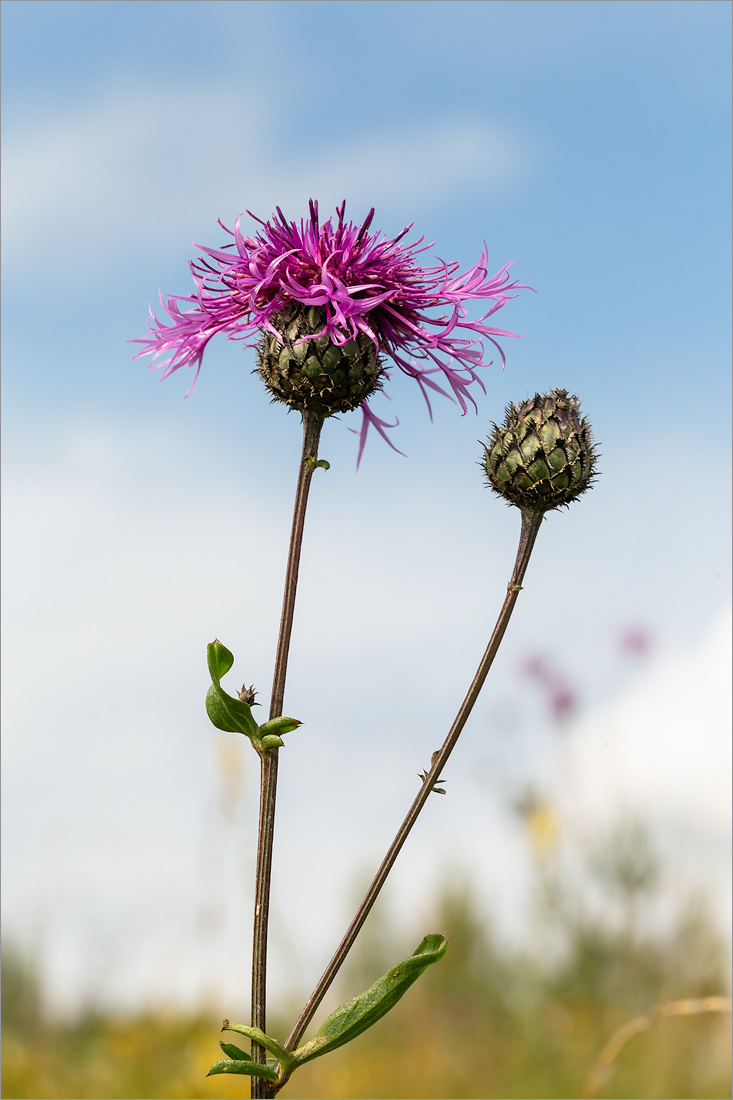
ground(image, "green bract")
xmin=256 ymin=304 xmax=384 ymax=417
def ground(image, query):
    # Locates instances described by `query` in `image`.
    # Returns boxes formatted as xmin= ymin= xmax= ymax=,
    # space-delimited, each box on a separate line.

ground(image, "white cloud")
xmin=2 ymin=81 xmax=528 ymax=281
xmin=563 ymin=609 xmax=732 ymax=836
xmin=2 ymin=421 xmax=729 ymax=1013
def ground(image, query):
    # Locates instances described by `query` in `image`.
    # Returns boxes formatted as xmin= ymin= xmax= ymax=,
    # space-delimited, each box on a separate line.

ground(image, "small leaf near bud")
xmin=206 ymin=684 xmax=259 ymax=738
xmin=205 ymin=642 xmax=259 ymax=739
xmin=260 ymin=734 xmax=285 ymax=751
xmin=207 ymin=639 xmax=234 ymax=683
xmin=258 ymin=716 xmax=303 ymax=738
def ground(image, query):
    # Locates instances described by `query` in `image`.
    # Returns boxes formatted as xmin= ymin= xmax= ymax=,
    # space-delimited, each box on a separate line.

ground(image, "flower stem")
xmin=251 ymin=410 xmax=324 ymax=1098
xmin=281 ymin=507 xmax=544 ymax=1060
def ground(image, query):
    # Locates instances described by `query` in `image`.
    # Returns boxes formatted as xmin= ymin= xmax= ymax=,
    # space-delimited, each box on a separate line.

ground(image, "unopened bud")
xmin=238 ymin=684 xmax=259 ymax=706
xmin=483 ymin=388 xmax=598 ymax=513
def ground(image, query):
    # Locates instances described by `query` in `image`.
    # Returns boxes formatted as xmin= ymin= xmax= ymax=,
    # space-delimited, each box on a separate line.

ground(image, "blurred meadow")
xmin=2 ymin=1 xmax=731 ymax=1098
xmin=3 ymin=819 xmax=731 ymax=1098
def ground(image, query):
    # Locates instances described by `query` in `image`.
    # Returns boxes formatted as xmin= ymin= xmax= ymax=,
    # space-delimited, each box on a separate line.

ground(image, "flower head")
xmin=483 ymin=389 xmax=598 ymax=513
xmin=134 ymin=201 xmax=529 ymax=460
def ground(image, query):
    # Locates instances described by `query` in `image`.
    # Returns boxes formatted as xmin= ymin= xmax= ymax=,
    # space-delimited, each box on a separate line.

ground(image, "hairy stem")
xmin=281 ymin=507 xmax=544 ymax=1060
xmin=251 ymin=411 xmax=324 ymax=1098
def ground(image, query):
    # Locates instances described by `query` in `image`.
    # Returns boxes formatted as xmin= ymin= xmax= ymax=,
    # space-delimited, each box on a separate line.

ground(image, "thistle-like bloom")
xmin=134 ymin=201 xmax=529 ymax=459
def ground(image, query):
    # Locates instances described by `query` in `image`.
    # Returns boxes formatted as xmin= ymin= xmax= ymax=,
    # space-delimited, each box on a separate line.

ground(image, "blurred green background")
xmin=4 ymin=815 xmax=730 ymax=1099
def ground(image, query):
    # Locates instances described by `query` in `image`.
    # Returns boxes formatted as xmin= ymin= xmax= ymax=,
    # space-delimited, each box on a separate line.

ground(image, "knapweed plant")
xmin=134 ymin=201 xmax=598 ymax=1098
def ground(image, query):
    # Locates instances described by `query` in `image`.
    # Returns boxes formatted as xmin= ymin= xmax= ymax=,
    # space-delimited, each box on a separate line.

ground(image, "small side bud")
xmin=483 ymin=388 xmax=598 ymax=513
xmin=260 ymin=734 xmax=285 ymax=751
xmin=418 ymin=750 xmax=447 ymax=794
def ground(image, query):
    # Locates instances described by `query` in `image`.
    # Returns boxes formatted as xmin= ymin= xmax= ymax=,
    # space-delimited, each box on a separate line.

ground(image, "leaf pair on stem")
xmin=208 ymin=934 xmax=448 ymax=1092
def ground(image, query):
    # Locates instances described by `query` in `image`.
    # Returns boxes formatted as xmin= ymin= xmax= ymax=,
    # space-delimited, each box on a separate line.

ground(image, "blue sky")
xmin=3 ymin=0 xmax=730 ymax=439
xmin=2 ymin=0 xmax=731 ymax=1018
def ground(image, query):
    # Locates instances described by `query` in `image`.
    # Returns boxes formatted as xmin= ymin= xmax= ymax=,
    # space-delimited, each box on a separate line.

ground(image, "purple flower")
xmin=133 ymin=201 xmax=529 ymax=460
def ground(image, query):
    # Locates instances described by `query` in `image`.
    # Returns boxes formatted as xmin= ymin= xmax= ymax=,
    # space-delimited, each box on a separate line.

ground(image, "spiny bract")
xmin=483 ymin=388 xmax=598 ymax=512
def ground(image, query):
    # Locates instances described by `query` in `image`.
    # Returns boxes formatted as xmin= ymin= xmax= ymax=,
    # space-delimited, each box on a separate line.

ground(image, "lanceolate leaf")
xmin=206 ymin=939 xmax=447 ymax=1088
xmin=258 ymin=716 xmax=303 ymax=738
xmin=219 ymin=1040 xmax=251 ymax=1061
xmin=207 ymin=1025 xmax=290 ymax=1082
xmin=221 ymin=1021 xmax=293 ymax=1071
xmin=207 ymin=1059 xmax=279 ymax=1081
xmin=291 ymin=933 xmax=448 ymax=1068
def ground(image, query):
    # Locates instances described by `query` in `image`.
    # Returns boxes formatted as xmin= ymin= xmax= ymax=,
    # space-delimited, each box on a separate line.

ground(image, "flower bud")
xmin=238 ymin=684 xmax=259 ymax=706
xmin=483 ymin=388 xmax=597 ymax=513
xmin=256 ymin=305 xmax=383 ymax=416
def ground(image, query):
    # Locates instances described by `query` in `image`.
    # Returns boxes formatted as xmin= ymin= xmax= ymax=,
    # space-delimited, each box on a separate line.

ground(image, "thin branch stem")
xmin=270 ymin=412 xmax=326 ymax=721
xmin=250 ymin=411 xmax=324 ymax=1099
xmin=281 ymin=507 xmax=544 ymax=1060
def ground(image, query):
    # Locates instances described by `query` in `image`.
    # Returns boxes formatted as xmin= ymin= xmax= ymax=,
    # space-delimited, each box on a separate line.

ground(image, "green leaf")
xmin=205 ymin=640 xmax=260 ymax=738
xmin=219 ymin=1040 xmax=251 ymax=1061
xmin=260 ymin=734 xmax=284 ymax=751
xmin=205 ymin=683 xmax=259 ymax=738
xmin=258 ymin=716 xmax=302 ymax=738
xmin=209 ymin=1021 xmax=292 ymax=1081
xmin=207 ymin=639 xmax=234 ymax=683
xmin=207 ymin=1059 xmax=279 ymax=1081
xmin=222 ymin=1021 xmax=293 ymax=1072
xmin=292 ymin=933 xmax=448 ymax=1068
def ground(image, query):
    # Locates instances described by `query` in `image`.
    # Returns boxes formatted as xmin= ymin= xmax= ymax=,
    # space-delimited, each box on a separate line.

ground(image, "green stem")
xmin=280 ymin=507 xmax=544 ymax=1062
xmin=251 ymin=411 xmax=324 ymax=1099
